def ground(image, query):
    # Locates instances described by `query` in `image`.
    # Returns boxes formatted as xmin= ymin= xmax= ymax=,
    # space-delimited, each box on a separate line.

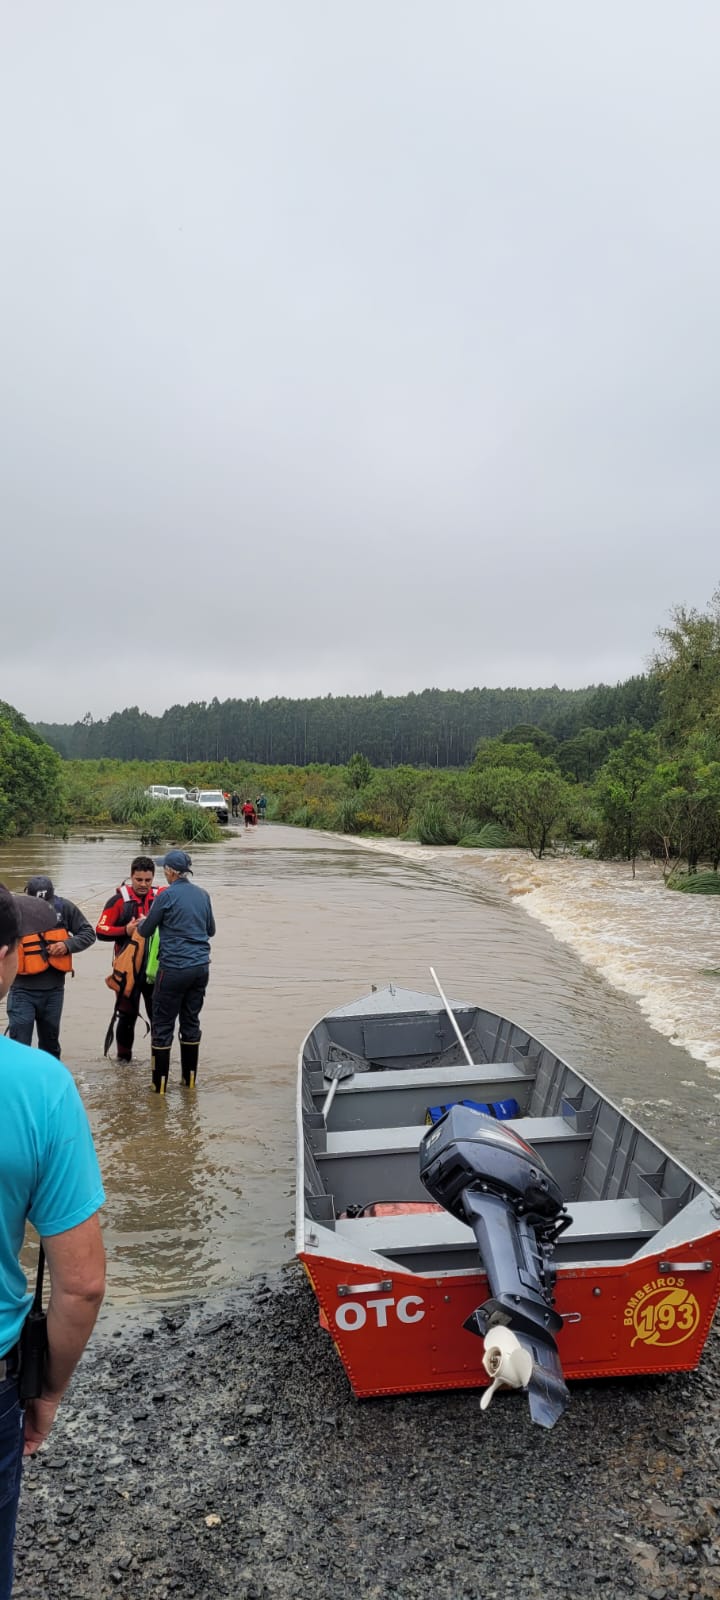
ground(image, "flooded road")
xmin=2 ymin=823 xmax=719 ymax=1312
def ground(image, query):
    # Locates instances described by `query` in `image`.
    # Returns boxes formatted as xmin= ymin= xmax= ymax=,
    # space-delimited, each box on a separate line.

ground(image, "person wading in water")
xmin=137 ymin=851 xmax=216 ymax=1094
xmin=6 ymin=877 xmax=95 ymax=1059
xmin=96 ymin=856 xmax=160 ymax=1062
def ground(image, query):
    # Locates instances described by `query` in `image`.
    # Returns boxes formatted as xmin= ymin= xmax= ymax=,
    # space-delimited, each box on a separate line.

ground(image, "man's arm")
xmin=23 ymin=1213 xmax=106 ymax=1457
xmin=206 ymin=894 xmax=216 ymax=939
xmin=96 ymin=893 xmax=131 ymax=942
xmin=136 ymin=891 xmax=166 ymax=939
xmin=63 ymin=901 xmax=97 ymax=955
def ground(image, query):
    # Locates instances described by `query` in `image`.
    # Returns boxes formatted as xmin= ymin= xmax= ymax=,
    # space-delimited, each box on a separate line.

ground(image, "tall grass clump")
xmin=669 ymin=871 xmax=720 ymax=895
xmin=414 ymin=803 xmax=465 ymax=846
xmin=333 ymin=797 xmax=362 ymax=834
xmin=457 ymin=822 xmax=512 ymax=848
xmin=180 ymin=807 xmax=221 ymax=843
xmin=107 ymin=786 xmax=220 ymax=844
xmin=108 ymin=786 xmax=148 ymax=825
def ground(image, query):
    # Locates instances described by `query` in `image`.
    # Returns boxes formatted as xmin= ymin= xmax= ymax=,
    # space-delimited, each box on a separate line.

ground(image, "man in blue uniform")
xmin=0 ymin=884 xmax=106 ymax=1599
xmin=137 ymin=850 xmax=216 ymax=1094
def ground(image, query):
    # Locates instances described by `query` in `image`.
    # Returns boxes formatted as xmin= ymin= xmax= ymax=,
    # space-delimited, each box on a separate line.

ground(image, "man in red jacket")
xmin=96 ymin=856 xmax=159 ymax=1062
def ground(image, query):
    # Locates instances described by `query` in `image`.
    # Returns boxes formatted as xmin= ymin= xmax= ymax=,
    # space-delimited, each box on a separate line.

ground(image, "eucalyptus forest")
xmin=2 ymin=591 xmax=720 ymax=884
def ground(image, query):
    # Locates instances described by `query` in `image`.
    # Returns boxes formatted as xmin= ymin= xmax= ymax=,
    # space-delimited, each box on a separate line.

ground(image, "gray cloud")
xmin=1 ymin=1 xmax=719 ymax=720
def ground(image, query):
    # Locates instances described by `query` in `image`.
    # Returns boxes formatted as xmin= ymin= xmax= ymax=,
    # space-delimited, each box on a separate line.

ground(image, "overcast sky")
xmin=2 ymin=2 xmax=720 ymax=723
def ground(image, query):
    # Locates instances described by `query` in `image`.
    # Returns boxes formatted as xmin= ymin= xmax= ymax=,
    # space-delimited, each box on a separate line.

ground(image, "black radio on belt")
xmin=19 ymin=1246 xmax=48 ymax=1403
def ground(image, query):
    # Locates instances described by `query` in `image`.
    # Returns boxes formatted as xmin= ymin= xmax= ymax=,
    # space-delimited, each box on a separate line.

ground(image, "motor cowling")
xmin=419 ymin=1104 xmax=571 ymax=1428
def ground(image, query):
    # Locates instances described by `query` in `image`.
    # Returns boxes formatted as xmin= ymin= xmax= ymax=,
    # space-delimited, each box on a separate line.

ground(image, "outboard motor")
xmin=419 ymin=1104 xmax=571 ymax=1428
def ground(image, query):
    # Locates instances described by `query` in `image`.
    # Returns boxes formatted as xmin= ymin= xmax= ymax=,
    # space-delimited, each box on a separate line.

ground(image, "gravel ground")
xmin=13 ymin=1264 xmax=720 ymax=1600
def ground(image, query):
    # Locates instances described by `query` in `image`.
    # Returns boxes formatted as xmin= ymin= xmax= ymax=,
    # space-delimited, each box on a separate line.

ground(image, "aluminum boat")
xmin=296 ymin=980 xmax=720 ymax=1427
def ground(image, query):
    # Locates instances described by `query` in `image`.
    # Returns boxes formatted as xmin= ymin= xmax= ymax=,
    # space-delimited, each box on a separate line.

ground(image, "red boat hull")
xmin=301 ymin=1231 xmax=720 ymax=1397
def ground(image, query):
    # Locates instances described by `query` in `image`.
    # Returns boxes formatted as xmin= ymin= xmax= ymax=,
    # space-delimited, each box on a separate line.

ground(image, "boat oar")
xmin=322 ymin=1058 xmax=355 ymax=1120
xmin=429 ymin=966 xmax=474 ymax=1067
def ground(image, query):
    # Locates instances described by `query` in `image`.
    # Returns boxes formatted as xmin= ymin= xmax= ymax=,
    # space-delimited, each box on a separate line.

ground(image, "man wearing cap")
xmin=6 ymin=878 xmax=96 ymax=1059
xmin=136 ymin=851 xmax=216 ymax=1093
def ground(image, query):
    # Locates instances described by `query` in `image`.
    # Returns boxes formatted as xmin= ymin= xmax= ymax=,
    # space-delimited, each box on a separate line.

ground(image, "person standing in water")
xmin=95 ymin=856 xmax=160 ymax=1062
xmin=6 ymin=877 xmax=95 ymax=1058
xmin=137 ymin=851 xmax=215 ymax=1094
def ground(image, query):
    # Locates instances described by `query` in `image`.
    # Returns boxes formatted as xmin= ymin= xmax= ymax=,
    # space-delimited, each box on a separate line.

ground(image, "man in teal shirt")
xmin=0 ymin=884 xmax=105 ymax=1600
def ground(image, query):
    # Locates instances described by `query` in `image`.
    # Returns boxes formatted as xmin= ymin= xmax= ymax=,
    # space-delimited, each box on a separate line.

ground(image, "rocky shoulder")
xmin=15 ymin=1266 xmax=720 ymax=1600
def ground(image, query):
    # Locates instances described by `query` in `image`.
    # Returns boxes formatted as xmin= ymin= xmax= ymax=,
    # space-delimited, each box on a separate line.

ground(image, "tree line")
xmin=4 ymin=588 xmax=720 ymax=879
xmin=34 ymin=677 xmax=659 ymax=767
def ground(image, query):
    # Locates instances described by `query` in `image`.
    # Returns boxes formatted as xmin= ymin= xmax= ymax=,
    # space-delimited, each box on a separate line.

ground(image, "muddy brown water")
xmin=2 ymin=823 xmax=718 ymax=1317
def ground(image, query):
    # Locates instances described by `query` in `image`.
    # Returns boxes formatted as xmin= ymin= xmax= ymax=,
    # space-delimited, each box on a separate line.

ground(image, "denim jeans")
xmin=6 ymin=986 xmax=64 ymax=1058
xmin=0 ymin=1375 xmax=24 ymax=1600
xmin=152 ymin=965 xmax=209 ymax=1048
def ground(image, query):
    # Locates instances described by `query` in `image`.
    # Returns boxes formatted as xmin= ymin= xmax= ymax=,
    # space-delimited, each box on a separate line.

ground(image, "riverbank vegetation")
xmin=5 ymin=589 xmax=720 ymax=876
xmin=106 ymin=787 xmax=221 ymax=845
xmin=0 ymin=702 xmax=66 ymax=838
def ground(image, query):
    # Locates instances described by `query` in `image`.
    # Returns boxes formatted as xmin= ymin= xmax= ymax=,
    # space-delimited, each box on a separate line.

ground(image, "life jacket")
xmin=16 ymin=926 xmax=72 ymax=977
xmin=103 ymin=926 xmax=159 ymax=1057
xmin=105 ymin=931 xmax=146 ymax=1000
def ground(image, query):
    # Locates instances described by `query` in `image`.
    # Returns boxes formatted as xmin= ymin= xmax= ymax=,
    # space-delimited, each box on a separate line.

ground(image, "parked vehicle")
xmin=144 ymin=785 xmax=169 ymax=800
xmin=297 ymin=979 xmax=720 ymax=1429
xmin=166 ymin=787 xmax=188 ymax=802
xmin=186 ymin=788 xmax=228 ymax=823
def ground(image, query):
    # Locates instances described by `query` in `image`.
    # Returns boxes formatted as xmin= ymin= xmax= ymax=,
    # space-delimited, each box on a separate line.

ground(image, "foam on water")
xmin=459 ymin=850 xmax=720 ymax=1078
xmin=348 ymin=837 xmax=720 ymax=1080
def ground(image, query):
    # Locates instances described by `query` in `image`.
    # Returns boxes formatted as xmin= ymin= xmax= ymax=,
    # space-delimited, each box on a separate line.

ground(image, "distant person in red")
xmin=241 ymin=800 xmax=256 ymax=829
xmin=96 ymin=856 xmax=159 ymax=1062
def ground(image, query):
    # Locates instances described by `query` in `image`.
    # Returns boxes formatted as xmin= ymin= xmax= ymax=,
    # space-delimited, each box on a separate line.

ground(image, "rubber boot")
xmin=180 ymin=1039 xmax=199 ymax=1088
xmin=151 ymin=1044 xmax=171 ymax=1095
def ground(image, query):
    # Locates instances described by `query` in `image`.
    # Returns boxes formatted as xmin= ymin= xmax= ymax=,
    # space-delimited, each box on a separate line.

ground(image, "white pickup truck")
xmin=186 ymin=789 xmax=229 ymax=823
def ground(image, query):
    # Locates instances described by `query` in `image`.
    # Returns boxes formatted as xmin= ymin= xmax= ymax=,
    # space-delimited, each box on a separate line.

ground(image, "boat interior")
xmin=300 ymin=992 xmax=707 ymax=1274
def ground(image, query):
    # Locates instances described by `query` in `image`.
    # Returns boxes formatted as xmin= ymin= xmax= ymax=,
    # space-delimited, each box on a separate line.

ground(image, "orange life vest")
xmin=16 ymin=927 xmax=73 ymax=977
xmin=105 ymin=930 xmax=146 ymax=1000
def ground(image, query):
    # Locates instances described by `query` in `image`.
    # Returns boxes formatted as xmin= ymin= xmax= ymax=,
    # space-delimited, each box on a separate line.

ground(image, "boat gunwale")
xmin=296 ymin=987 xmax=720 ymax=1267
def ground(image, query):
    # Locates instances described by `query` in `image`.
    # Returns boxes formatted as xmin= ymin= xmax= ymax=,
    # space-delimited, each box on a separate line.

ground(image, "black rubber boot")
xmin=151 ymin=1044 xmax=171 ymax=1095
xmin=116 ymin=1014 xmax=135 ymax=1062
xmin=180 ymin=1039 xmax=199 ymax=1088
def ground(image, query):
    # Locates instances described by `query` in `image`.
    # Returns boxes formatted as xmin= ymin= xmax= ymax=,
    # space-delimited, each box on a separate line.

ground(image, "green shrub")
xmin=289 ymin=804 xmax=313 ymax=828
xmin=107 ymin=786 xmax=220 ymax=844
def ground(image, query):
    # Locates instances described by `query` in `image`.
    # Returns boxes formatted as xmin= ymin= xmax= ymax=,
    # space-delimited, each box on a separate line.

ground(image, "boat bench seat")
xmin=334 ymin=1196 xmax=657 ymax=1255
xmin=318 ymin=1063 xmax=537 ymax=1131
xmin=321 ymin=1117 xmax=584 ymax=1158
xmin=317 ymin=1118 xmax=592 ymax=1209
xmin=331 ymin=1062 xmax=534 ymax=1095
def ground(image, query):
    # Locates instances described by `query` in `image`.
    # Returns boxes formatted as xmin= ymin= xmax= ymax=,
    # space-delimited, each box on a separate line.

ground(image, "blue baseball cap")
xmin=155 ymin=850 xmax=193 ymax=874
